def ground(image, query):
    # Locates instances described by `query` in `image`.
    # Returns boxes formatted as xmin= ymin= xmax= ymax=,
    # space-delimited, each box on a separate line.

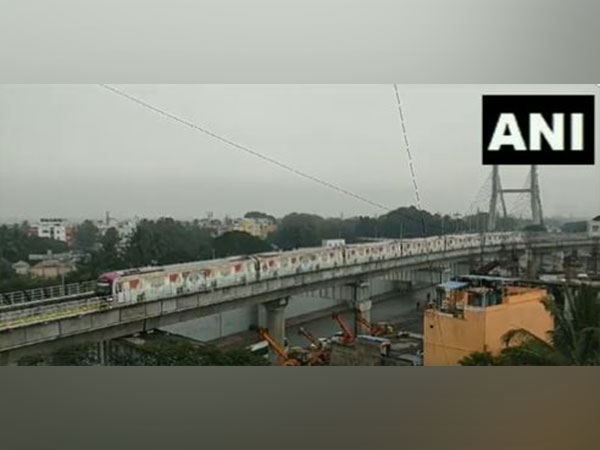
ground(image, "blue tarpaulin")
xmin=437 ymin=281 xmax=469 ymax=291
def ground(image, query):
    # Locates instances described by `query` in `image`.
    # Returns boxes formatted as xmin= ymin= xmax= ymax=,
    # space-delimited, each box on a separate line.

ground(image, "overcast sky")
xmin=0 ymin=84 xmax=598 ymax=222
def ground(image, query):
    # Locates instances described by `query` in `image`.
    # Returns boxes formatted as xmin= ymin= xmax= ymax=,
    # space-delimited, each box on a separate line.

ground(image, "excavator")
xmin=257 ymin=328 xmax=300 ymax=366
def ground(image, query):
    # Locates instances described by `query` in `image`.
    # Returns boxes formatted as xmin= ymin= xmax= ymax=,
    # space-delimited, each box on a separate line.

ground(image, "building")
xmin=231 ymin=218 xmax=276 ymax=239
xmin=423 ymin=276 xmax=553 ymax=366
xmin=29 ymin=259 xmax=76 ymax=279
xmin=11 ymin=260 xmax=30 ymax=276
xmin=588 ymin=215 xmax=600 ymax=238
xmin=28 ymin=218 xmax=74 ymax=245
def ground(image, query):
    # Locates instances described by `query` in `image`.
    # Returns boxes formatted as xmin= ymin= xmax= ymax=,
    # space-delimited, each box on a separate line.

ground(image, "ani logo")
xmin=482 ymin=95 xmax=594 ymax=165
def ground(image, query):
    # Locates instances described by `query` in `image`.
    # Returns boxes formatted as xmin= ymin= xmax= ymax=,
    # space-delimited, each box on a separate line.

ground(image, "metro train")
xmin=96 ymin=231 xmax=525 ymax=304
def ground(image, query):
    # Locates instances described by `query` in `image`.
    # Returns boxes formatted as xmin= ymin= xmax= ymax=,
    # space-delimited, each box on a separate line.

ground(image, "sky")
xmin=0 ymin=84 xmax=598 ymax=223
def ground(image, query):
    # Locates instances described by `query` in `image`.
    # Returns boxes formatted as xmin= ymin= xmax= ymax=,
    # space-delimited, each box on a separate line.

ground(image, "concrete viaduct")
xmin=0 ymin=234 xmax=596 ymax=364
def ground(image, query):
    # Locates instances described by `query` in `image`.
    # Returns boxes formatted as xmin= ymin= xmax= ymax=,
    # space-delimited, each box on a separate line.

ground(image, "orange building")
xmin=423 ymin=278 xmax=553 ymax=366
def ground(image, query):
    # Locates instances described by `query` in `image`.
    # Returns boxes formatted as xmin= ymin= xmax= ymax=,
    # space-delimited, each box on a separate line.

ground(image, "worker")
xmin=426 ymin=292 xmax=434 ymax=309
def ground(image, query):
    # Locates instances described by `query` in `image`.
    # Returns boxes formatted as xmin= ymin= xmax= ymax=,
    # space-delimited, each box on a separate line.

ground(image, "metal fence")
xmin=0 ymin=281 xmax=96 ymax=306
xmin=0 ymin=296 xmax=107 ymax=331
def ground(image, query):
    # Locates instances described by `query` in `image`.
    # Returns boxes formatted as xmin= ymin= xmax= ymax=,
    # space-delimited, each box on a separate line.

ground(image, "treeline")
xmin=268 ymin=207 xmax=523 ymax=250
xmin=18 ymin=338 xmax=269 ymax=366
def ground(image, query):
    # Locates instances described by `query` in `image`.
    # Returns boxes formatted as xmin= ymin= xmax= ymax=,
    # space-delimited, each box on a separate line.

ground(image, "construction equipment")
xmin=297 ymin=326 xmax=330 ymax=365
xmin=331 ymin=313 xmax=355 ymax=345
xmin=298 ymin=326 xmax=321 ymax=348
xmin=257 ymin=328 xmax=300 ymax=366
xmin=473 ymin=260 xmax=500 ymax=275
xmin=355 ymin=315 xmax=394 ymax=337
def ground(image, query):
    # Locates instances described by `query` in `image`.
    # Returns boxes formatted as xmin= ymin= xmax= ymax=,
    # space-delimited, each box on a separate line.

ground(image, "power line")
xmin=98 ymin=84 xmax=392 ymax=213
xmin=99 ymin=84 xmax=446 ymax=232
xmin=393 ymin=84 xmax=422 ymax=209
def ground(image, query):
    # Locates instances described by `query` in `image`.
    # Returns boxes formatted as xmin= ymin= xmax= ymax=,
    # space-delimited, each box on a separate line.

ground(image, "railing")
xmin=0 ymin=296 xmax=108 ymax=331
xmin=0 ymin=281 xmax=96 ymax=306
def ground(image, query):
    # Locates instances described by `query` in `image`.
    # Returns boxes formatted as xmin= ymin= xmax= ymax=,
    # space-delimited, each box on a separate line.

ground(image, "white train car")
xmin=401 ymin=238 xmax=426 ymax=257
xmin=97 ymin=256 xmax=258 ymax=303
xmin=424 ymin=236 xmax=445 ymax=253
xmin=256 ymin=246 xmax=345 ymax=279
xmin=381 ymin=240 xmax=402 ymax=260
xmin=96 ymin=231 xmax=527 ymax=305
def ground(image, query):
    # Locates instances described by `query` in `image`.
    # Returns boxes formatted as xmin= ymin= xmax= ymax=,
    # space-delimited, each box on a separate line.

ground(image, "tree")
xmin=244 ymin=211 xmax=276 ymax=223
xmin=74 ymin=220 xmax=100 ymax=250
xmin=459 ymin=351 xmax=502 ymax=366
xmin=0 ymin=258 xmax=15 ymax=280
xmin=270 ymin=213 xmax=324 ymax=249
xmin=123 ymin=218 xmax=213 ymax=266
xmin=213 ymin=231 xmax=271 ymax=258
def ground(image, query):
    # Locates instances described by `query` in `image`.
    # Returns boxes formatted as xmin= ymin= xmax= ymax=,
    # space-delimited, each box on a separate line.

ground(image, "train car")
xmin=381 ymin=240 xmax=402 ymax=260
xmin=256 ymin=246 xmax=345 ymax=279
xmin=424 ymin=236 xmax=445 ymax=253
xmin=344 ymin=241 xmax=395 ymax=265
xmin=96 ymin=256 xmax=257 ymax=304
xmin=401 ymin=238 xmax=424 ymax=257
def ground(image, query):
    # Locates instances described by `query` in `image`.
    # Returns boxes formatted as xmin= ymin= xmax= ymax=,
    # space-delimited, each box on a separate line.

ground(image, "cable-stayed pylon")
xmin=487 ymin=165 xmax=543 ymax=231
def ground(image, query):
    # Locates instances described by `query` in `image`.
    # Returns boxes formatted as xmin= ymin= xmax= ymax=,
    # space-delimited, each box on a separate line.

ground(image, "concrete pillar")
xmin=256 ymin=303 xmax=268 ymax=329
xmin=265 ymin=297 xmax=288 ymax=364
xmin=525 ymin=248 xmax=541 ymax=279
xmin=354 ymin=300 xmax=372 ymax=336
xmin=98 ymin=340 xmax=108 ymax=366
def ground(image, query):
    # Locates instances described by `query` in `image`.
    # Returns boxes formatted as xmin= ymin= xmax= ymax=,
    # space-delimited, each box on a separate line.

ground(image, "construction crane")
xmin=473 ymin=260 xmax=501 ymax=275
xmin=257 ymin=328 xmax=300 ymax=366
xmin=297 ymin=326 xmax=330 ymax=365
xmin=298 ymin=326 xmax=321 ymax=349
xmin=331 ymin=313 xmax=355 ymax=345
xmin=355 ymin=315 xmax=394 ymax=337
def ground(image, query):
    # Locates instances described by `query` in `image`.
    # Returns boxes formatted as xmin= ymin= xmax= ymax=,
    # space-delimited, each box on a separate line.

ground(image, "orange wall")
xmin=423 ymin=289 xmax=553 ymax=366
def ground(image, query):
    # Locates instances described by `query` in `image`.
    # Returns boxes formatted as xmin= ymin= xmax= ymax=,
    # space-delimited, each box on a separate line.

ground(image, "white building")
xmin=588 ymin=215 xmax=600 ymax=237
xmin=29 ymin=218 xmax=74 ymax=244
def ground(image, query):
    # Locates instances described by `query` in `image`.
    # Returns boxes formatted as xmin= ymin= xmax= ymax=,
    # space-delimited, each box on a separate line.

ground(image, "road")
xmin=285 ymin=285 xmax=435 ymax=347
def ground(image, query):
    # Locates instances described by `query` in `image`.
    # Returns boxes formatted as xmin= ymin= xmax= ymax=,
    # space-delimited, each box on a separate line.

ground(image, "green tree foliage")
xmin=460 ymin=286 xmax=600 ymax=366
xmin=74 ymin=220 xmax=100 ymax=250
xmin=111 ymin=341 xmax=269 ymax=366
xmin=244 ymin=211 xmax=276 ymax=223
xmin=458 ymin=351 xmax=502 ymax=366
xmin=0 ymin=258 xmax=15 ymax=280
xmin=18 ymin=344 xmax=99 ymax=366
xmin=18 ymin=340 xmax=269 ymax=366
xmin=270 ymin=207 xmax=526 ymax=250
xmin=123 ymin=218 xmax=213 ymax=267
xmin=270 ymin=213 xmax=324 ymax=249
xmin=562 ymin=221 xmax=587 ymax=233
xmin=0 ymin=223 xmax=68 ymax=264
xmin=213 ymin=231 xmax=271 ymax=258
